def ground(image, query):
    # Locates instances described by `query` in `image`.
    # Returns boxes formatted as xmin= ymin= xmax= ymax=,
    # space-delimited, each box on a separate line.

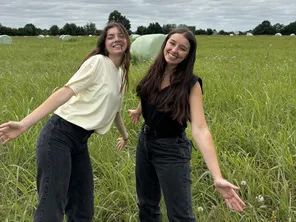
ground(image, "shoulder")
xmin=83 ymin=54 xmax=106 ymax=67
xmin=190 ymin=75 xmax=203 ymax=93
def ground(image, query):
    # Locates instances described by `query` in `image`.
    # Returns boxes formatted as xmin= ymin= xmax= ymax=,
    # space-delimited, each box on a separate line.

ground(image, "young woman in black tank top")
xmin=129 ymin=28 xmax=246 ymax=221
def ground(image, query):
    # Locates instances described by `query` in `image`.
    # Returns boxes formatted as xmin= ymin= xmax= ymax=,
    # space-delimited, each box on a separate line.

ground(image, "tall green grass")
xmin=0 ymin=35 xmax=295 ymax=221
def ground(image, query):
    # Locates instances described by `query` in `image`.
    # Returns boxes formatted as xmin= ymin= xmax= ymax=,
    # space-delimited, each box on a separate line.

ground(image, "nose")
xmin=171 ymin=46 xmax=178 ymax=53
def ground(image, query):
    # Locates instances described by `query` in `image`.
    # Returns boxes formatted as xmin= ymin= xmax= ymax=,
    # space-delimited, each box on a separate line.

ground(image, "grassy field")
xmin=0 ymin=35 xmax=295 ymax=221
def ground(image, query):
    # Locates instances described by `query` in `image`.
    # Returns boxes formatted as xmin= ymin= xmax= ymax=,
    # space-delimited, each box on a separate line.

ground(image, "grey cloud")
xmin=0 ymin=0 xmax=295 ymax=32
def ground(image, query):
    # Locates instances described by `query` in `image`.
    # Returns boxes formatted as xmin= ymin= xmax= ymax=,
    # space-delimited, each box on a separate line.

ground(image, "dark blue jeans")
xmin=136 ymin=130 xmax=196 ymax=222
xmin=33 ymin=114 xmax=94 ymax=222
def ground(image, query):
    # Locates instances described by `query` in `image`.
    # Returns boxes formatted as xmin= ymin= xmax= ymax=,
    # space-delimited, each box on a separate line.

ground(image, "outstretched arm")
xmin=0 ymin=86 xmax=75 ymax=144
xmin=189 ymin=83 xmax=246 ymax=212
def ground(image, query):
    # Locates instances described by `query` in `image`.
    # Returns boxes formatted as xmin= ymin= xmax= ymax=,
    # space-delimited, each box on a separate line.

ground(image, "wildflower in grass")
xmin=240 ymin=180 xmax=247 ymax=186
xmin=256 ymin=195 xmax=264 ymax=202
xmin=197 ymin=207 xmax=204 ymax=212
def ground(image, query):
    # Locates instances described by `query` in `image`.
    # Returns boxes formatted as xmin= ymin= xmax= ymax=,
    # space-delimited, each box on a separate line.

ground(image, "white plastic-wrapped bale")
xmin=290 ymin=33 xmax=295 ymax=36
xmin=246 ymin=32 xmax=253 ymax=36
xmin=275 ymin=33 xmax=282 ymax=36
xmin=61 ymin=35 xmax=72 ymax=41
xmin=229 ymin=33 xmax=234 ymax=36
xmin=0 ymin=35 xmax=12 ymax=44
xmin=38 ymin=35 xmax=45 ymax=38
xmin=131 ymin=34 xmax=166 ymax=61
xmin=131 ymin=34 xmax=140 ymax=40
xmin=59 ymin=35 xmax=65 ymax=39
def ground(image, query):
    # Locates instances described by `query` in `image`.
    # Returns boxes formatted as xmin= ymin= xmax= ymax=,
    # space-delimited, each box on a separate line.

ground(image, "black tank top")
xmin=141 ymin=75 xmax=203 ymax=137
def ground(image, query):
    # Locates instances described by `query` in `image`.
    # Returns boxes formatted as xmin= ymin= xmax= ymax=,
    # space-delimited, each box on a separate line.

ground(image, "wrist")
xmin=123 ymin=133 xmax=129 ymax=141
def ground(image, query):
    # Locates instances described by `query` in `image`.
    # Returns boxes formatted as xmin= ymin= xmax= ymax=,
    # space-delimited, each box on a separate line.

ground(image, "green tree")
xmin=62 ymin=23 xmax=78 ymax=35
xmin=253 ymin=20 xmax=274 ymax=35
xmin=108 ymin=10 xmax=131 ymax=32
xmin=162 ymin=24 xmax=176 ymax=34
xmin=206 ymin=28 xmax=213 ymax=35
xmin=136 ymin=25 xmax=147 ymax=35
xmin=84 ymin=22 xmax=96 ymax=35
xmin=187 ymin=26 xmax=196 ymax=34
xmin=282 ymin=21 xmax=296 ymax=35
xmin=146 ymin=22 xmax=163 ymax=34
xmin=49 ymin=25 xmax=60 ymax=36
xmin=273 ymin=23 xmax=285 ymax=33
xmin=23 ymin=23 xmax=37 ymax=36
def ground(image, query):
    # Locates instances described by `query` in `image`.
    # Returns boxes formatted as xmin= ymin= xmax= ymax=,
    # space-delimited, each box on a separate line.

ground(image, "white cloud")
xmin=0 ymin=0 xmax=295 ymax=32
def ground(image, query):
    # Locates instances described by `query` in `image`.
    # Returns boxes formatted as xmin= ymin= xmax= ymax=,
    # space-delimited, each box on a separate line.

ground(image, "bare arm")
xmin=114 ymin=112 xmax=128 ymax=139
xmin=114 ymin=112 xmax=129 ymax=152
xmin=0 ymin=86 xmax=75 ymax=143
xmin=189 ymin=82 xmax=245 ymax=212
xmin=189 ymin=83 xmax=222 ymax=181
xmin=21 ymin=86 xmax=75 ymax=129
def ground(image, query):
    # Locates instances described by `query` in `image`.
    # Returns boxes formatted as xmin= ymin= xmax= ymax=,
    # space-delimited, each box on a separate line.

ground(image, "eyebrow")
xmin=107 ymin=32 xmax=123 ymax=36
xmin=169 ymin=39 xmax=188 ymax=50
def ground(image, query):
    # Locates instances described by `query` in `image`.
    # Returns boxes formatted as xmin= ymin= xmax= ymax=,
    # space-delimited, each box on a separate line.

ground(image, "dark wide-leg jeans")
xmin=136 ymin=130 xmax=196 ymax=222
xmin=33 ymin=114 xmax=94 ymax=222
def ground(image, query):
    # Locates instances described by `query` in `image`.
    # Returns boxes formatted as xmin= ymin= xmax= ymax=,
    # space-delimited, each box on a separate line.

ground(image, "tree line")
xmin=1 ymin=10 xmax=295 ymax=36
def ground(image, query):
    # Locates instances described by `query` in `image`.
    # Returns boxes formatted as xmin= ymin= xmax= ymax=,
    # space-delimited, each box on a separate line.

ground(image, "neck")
xmin=164 ymin=64 xmax=176 ymax=76
xmin=108 ymin=55 xmax=123 ymax=68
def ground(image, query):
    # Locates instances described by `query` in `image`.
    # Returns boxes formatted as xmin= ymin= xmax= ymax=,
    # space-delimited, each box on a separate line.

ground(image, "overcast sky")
xmin=1 ymin=0 xmax=295 ymax=32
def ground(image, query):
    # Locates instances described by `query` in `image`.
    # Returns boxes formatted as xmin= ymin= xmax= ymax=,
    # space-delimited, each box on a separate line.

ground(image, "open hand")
xmin=128 ymin=109 xmax=141 ymax=124
xmin=0 ymin=121 xmax=27 ymax=144
xmin=214 ymin=178 xmax=246 ymax=212
xmin=116 ymin=137 xmax=128 ymax=152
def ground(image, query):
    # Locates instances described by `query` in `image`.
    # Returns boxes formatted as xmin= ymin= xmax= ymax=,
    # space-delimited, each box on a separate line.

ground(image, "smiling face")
xmin=163 ymin=33 xmax=190 ymax=68
xmin=105 ymin=27 xmax=128 ymax=57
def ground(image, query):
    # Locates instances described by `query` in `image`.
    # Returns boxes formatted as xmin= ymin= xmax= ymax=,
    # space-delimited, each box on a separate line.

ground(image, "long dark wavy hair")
xmin=83 ymin=22 xmax=131 ymax=91
xmin=136 ymin=28 xmax=197 ymax=123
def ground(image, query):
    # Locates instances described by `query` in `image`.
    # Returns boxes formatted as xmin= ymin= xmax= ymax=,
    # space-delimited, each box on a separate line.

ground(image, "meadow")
xmin=0 ymin=35 xmax=295 ymax=221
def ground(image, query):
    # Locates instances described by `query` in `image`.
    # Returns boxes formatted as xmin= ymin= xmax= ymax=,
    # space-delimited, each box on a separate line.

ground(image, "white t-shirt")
xmin=55 ymin=54 xmax=123 ymax=135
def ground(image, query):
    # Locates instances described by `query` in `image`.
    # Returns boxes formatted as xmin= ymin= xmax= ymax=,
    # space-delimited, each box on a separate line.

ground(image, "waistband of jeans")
xmin=51 ymin=114 xmax=94 ymax=136
xmin=142 ymin=124 xmax=183 ymax=138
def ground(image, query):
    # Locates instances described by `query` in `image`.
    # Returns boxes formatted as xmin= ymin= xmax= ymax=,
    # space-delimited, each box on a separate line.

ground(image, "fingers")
xmin=0 ymin=126 xmax=9 ymax=133
xmin=233 ymin=191 xmax=246 ymax=207
xmin=228 ymin=183 xmax=240 ymax=190
xmin=224 ymin=190 xmax=246 ymax=212
xmin=225 ymin=197 xmax=244 ymax=212
xmin=116 ymin=138 xmax=127 ymax=152
xmin=3 ymin=138 xmax=11 ymax=145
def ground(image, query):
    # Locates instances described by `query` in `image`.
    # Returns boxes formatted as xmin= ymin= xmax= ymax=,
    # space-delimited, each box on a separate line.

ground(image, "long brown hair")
xmin=83 ymin=22 xmax=131 ymax=91
xmin=136 ymin=28 xmax=197 ymax=123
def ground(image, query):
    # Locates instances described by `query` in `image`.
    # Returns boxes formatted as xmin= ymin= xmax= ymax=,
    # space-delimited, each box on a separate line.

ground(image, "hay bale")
xmin=246 ymin=32 xmax=253 ymax=36
xmin=38 ymin=35 xmax=45 ymax=38
xmin=275 ymin=33 xmax=282 ymax=36
xmin=61 ymin=35 xmax=72 ymax=41
xmin=131 ymin=34 xmax=140 ymax=40
xmin=131 ymin=34 xmax=166 ymax=61
xmin=0 ymin=35 xmax=12 ymax=44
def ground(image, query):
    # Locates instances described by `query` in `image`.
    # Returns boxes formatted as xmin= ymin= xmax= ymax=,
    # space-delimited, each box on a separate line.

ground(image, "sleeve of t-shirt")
xmin=65 ymin=55 xmax=102 ymax=95
xmin=190 ymin=75 xmax=203 ymax=94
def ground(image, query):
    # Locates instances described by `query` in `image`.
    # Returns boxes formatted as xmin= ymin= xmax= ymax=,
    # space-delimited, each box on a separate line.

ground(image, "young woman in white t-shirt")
xmin=0 ymin=22 xmax=130 ymax=222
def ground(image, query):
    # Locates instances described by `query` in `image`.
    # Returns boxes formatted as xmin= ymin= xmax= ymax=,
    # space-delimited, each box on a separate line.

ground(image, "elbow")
xmin=192 ymin=126 xmax=211 ymax=140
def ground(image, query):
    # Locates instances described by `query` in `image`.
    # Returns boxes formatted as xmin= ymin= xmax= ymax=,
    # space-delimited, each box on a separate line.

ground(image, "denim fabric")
xmin=136 ymin=131 xmax=196 ymax=222
xmin=33 ymin=114 xmax=94 ymax=222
